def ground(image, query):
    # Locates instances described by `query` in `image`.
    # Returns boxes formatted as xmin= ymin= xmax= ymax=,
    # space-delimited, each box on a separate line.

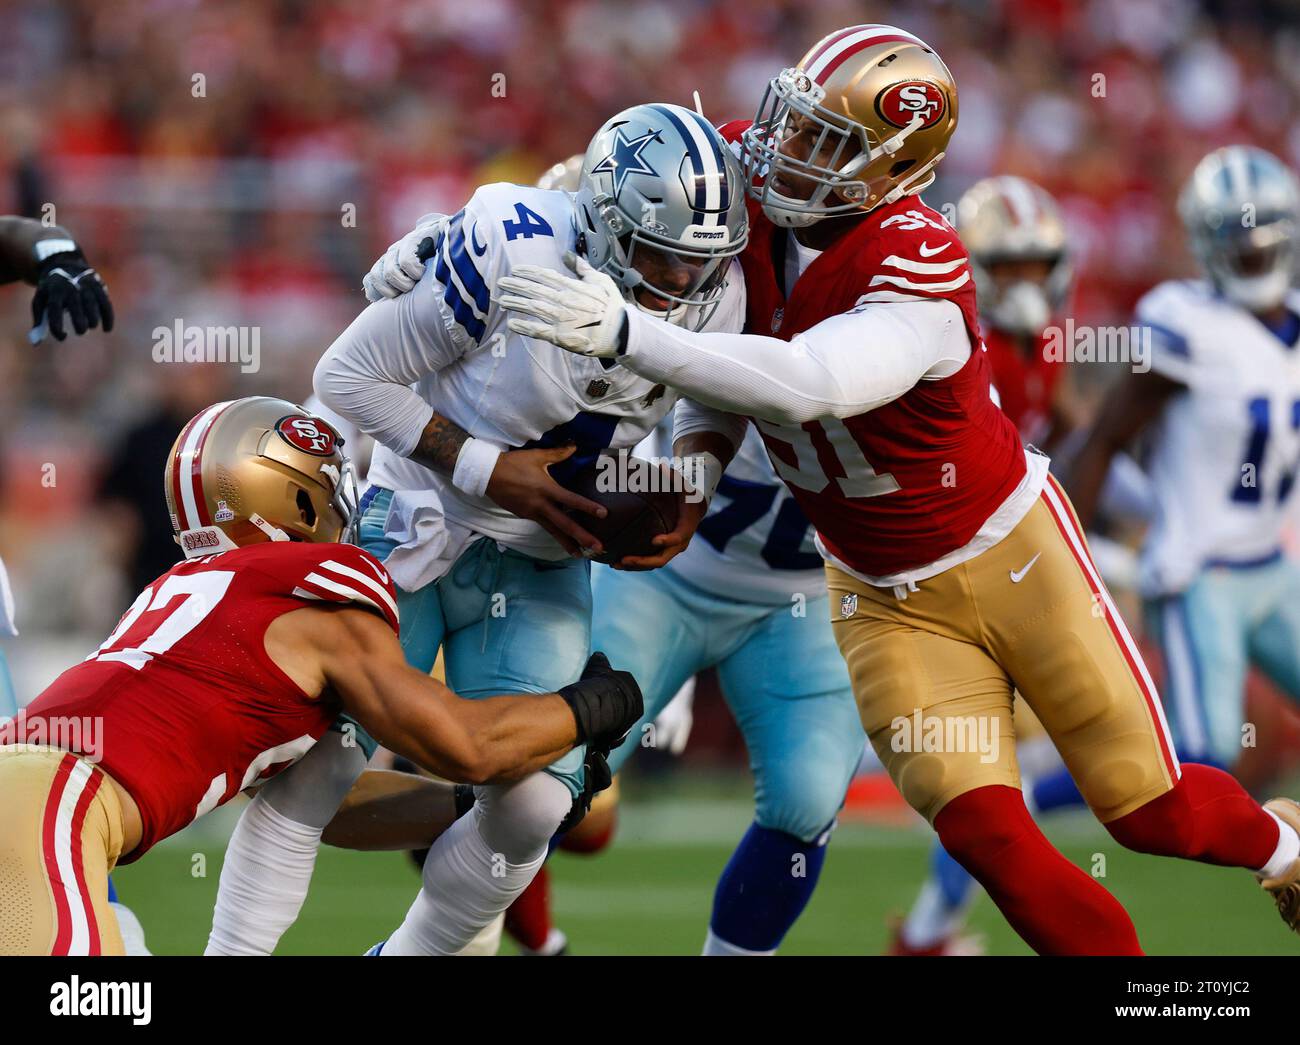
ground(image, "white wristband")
xmin=452 ymin=437 xmax=503 ymax=498
xmin=680 ymin=451 xmax=724 ymax=505
xmin=33 ymin=238 xmax=77 ymax=262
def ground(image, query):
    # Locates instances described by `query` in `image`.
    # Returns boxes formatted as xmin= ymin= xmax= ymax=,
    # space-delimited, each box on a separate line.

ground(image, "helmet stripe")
xmin=169 ymin=411 xmax=204 ymax=532
xmin=648 ymin=104 xmax=712 ymax=225
xmin=685 ymin=109 xmax=731 ymax=215
xmin=803 ymin=25 xmax=874 ymax=68
xmin=806 ymin=26 xmax=925 ymax=82
xmin=1000 ymin=175 xmax=1039 ymax=228
xmin=177 ymin=401 xmax=231 ymax=530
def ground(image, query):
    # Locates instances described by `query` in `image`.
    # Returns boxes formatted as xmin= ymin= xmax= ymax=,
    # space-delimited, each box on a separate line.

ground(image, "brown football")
xmin=561 ymin=453 xmax=680 ymax=564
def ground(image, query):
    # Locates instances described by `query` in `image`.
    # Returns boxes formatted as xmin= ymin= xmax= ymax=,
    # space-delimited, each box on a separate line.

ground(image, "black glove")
xmin=31 ymin=248 xmax=114 ymax=342
xmin=557 ymin=747 xmax=613 ymax=835
xmin=557 ymin=651 xmax=643 ymax=752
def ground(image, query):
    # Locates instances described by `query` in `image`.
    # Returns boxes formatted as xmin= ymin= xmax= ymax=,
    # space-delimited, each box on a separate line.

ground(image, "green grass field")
xmin=109 ymin=773 xmax=1298 ymax=956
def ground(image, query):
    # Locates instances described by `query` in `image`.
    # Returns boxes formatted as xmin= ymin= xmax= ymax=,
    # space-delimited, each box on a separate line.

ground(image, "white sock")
xmin=524 ymin=927 xmax=568 ymax=956
xmin=383 ymin=773 xmax=569 ymax=956
xmin=456 ymin=913 xmax=505 ymax=956
xmin=702 ymin=928 xmax=774 ymax=956
xmin=110 ymin=902 xmax=151 ymax=956
xmin=900 ymin=879 xmax=966 ymax=950
xmin=1257 ymin=811 xmax=1300 ymax=880
xmin=383 ymin=812 xmax=544 ymax=955
xmin=204 ymin=796 xmax=323 ymax=955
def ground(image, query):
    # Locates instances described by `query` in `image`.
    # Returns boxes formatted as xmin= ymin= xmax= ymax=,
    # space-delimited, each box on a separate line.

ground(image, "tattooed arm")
xmin=315 ymin=288 xmax=605 ymax=554
xmin=409 ymin=411 xmax=472 ymax=475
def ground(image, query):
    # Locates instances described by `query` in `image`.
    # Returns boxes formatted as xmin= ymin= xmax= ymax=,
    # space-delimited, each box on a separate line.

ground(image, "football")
xmin=562 ymin=452 xmax=679 ymax=564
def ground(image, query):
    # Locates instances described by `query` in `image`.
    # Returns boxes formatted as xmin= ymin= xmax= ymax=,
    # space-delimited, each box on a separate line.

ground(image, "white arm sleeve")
xmin=673 ymin=398 xmax=750 ymax=451
xmin=313 ymin=269 xmax=466 ymax=459
xmin=204 ymin=732 xmax=366 ymax=956
xmin=621 ymin=297 xmax=971 ymax=425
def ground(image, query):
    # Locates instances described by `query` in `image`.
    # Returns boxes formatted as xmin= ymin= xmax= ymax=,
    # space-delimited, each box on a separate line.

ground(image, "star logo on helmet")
xmin=591 ymin=128 xmax=660 ymax=196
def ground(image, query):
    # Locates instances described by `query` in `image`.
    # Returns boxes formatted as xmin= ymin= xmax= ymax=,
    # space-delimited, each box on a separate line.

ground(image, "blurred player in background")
xmin=0 ymin=215 xmax=114 ymax=718
xmin=1069 ymin=146 xmax=1300 ymax=775
xmin=205 ymin=103 xmax=748 ymax=957
xmin=961 ymin=176 xmax=1075 ymax=450
xmin=592 ymin=419 xmax=864 ymax=956
xmin=0 ymin=395 xmax=642 ymax=954
xmin=501 ymin=24 xmax=1300 ymax=953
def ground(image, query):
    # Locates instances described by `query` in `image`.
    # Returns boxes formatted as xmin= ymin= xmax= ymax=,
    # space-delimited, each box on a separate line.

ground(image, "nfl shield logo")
xmin=839 ymin=593 xmax=858 ymax=619
xmin=770 ymin=307 xmax=784 ymax=332
xmin=586 ymin=378 xmax=611 ymax=398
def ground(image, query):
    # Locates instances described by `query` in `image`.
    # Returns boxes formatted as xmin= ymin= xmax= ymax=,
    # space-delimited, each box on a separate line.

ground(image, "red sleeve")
xmin=717 ymin=119 xmax=752 ymax=147
xmin=283 ymin=544 xmax=401 ymax=635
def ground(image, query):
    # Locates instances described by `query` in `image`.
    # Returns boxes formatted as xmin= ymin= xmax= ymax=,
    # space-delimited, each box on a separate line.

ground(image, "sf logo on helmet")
xmin=276 ymin=415 xmax=337 ymax=456
xmin=875 ymin=80 xmax=947 ymax=129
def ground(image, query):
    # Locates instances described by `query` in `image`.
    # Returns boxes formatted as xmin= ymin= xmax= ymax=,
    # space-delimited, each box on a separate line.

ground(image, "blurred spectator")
xmin=96 ymin=364 xmax=233 ymax=596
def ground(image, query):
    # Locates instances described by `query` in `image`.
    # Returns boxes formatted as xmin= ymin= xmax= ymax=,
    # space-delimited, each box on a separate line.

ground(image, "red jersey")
xmin=983 ymin=326 xmax=1063 ymax=445
xmin=719 ymin=121 xmax=1028 ymax=579
xmin=9 ymin=541 xmax=399 ymax=861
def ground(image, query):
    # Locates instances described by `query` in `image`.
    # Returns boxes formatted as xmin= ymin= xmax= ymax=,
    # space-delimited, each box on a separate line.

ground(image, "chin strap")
xmin=249 ymin=513 xmax=292 ymax=542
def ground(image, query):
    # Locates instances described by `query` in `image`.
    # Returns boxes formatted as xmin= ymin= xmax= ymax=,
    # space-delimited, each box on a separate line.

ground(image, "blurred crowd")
xmin=0 ymin=0 xmax=1298 ymax=643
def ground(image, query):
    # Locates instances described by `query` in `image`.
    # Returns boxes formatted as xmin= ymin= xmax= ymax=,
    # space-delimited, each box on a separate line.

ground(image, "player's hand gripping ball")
xmin=561 ymin=451 xmax=680 ymax=564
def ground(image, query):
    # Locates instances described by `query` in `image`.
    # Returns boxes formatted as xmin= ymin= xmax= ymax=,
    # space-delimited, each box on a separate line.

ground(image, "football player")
xmin=1069 ymin=146 xmax=1300 ymax=774
xmin=497 ymin=25 xmax=1300 ymax=952
xmin=592 ymin=421 xmax=865 ymax=955
xmin=363 ymin=147 xmax=865 ymax=955
xmin=892 ymin=176 xmax=1075 ymax=954
xmin=216 ymin=102 xmax=748 ymax=957
xmin=961 ymin=176 xmax=1074 ymax=449
xmin=0 ymin=396 xmax=641 ymax=955
xmin=0 ymin=216 xmax=116 ymax=716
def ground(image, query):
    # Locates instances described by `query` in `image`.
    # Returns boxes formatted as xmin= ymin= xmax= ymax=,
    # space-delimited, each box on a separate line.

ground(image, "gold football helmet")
xmin=742 ymin=24 xmax=959 ymax=227
xmin=164 ymin=396 xmax=358 ymax=559
xmin=958 ymin=175 xmax=1073 ymax=337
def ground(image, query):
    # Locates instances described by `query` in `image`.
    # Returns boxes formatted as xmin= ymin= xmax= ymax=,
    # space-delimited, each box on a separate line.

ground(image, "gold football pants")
xmin=0 ymin=745 xmax=124 ymax=955
xmin=828 ymin=476 xmax=1178 ymax=825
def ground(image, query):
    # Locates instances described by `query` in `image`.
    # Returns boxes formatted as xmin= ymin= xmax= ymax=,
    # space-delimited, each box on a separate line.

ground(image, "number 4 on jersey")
xmin=502 ymin=203 xmax=554 ymax=241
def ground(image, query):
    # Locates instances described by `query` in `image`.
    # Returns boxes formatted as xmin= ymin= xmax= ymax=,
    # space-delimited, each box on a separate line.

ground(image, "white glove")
xmin=650 ymin=678 xmax=696 ymax=757
xmin=500 ymin=252 xmax=628 ymax=357
xmin=362 ymin=212 xmax=448 ymax=302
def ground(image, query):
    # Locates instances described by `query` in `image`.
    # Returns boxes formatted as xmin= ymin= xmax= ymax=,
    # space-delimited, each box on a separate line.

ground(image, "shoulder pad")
xmin=855 ymin=202 xmax=972 ymax=305
xmin=287 ymin=544 xmax=400 ymax=634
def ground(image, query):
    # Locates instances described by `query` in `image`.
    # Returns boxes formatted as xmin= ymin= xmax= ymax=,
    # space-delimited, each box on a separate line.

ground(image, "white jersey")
xmin=662 ymin=424 xmax=824 ymax=605
xmin=1137 ymin=279 xmax=1300 ymax=595
xmin=316 ymin=182 xmax=746 ymax=560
